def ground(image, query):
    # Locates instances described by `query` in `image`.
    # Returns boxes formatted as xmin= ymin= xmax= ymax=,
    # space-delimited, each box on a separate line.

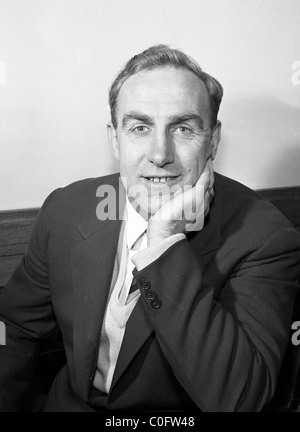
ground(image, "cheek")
xmin=180 ymin=147 xmax=207 ymax=178
xmin=118 ymin=148 xmax=140 ymax=179
xmin=118 ymin=143 xmax=132 ymax=164
xmin=118 ymin=137 xmax=144 ymax=163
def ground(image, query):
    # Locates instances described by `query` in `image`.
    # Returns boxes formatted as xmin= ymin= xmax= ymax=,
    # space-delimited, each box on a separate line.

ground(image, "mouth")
xmin=143 ymin=176 xmax=179 ymax=184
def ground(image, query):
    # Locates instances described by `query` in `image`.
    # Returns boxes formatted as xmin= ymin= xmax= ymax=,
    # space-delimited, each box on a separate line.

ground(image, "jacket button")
xmin=140 ymin=279 xmax=151 ymax=290
xmin=146 ymin=290 xmax=157 ymax=300
xmin=151 ymin=299 xmax=162 ymax=309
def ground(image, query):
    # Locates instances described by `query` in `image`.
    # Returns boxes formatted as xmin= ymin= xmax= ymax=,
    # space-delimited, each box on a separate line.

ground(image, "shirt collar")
xmin=126 ymin=196 xmax=148 ymax=250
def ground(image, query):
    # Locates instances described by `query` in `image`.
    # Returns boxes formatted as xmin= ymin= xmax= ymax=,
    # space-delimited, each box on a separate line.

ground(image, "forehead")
xmin=116 ymin=67 xmax=211 ymax=121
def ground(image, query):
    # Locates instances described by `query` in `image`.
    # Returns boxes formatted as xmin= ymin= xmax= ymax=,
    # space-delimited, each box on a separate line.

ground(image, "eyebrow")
xmin=122 ymin=112 xmax=154 ymax=128
xmin=122 ymin=111 xmax=205 ymax=130
xmin=167 ymin=113 xmax=205 ymax=129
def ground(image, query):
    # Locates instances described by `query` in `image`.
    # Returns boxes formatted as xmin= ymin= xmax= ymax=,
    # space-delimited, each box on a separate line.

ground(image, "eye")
xmin=175 ymin=126 xmax=193 ymax=135
xmin=132 ymin=125 xmax=149 ymax=134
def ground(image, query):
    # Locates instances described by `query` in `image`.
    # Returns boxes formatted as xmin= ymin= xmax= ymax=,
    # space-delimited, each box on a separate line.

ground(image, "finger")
xmin=203 ymin=192 xmax=211 ymax=217
xmin=195 ymin=161 xmax=211 ymax=188
xmin=208 ymin=158 xmax=215 ymax=188
xmin=202 ymin=159 xmax=215 ymax=199
xmin=204 ymin=160 xmax=215 ymax=215
xmin=204 ymin=187 xmax=215 ymax=216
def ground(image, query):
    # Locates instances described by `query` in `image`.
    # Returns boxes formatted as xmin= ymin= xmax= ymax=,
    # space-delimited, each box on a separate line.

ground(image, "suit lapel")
xmin=71 ymin=175 xmax=126 ymax=401
xmin=71 ymin=218 xmax=122 ymax=401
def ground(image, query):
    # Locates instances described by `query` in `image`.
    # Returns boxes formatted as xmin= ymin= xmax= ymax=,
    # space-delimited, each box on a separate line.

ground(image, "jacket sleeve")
xmin=133 ymin=227 xmax=300 ymax=412
xmin=0 ymin=191 xmax=60 ymax=412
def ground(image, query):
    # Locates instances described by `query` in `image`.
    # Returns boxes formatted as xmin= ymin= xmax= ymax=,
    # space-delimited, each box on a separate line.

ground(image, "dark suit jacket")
xmin=0 ymin=173 xmax=300 ymax=412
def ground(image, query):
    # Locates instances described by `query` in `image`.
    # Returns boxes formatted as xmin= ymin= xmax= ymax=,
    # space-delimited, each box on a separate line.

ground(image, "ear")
xmin=210 ymin=121 xmax=221 ymax=161
xmin=107 ymin=121 xmax=119 ymax=160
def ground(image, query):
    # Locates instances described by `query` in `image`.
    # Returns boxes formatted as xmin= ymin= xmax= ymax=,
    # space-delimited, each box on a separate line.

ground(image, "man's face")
xmin=108 ymin=67 xmax=221 ymax=217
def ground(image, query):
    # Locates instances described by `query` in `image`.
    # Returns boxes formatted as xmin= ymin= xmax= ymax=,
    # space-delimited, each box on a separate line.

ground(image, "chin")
xmin=143 ymin=202 xmax=160 ymax=219
xmin=134 ymin=199 xmax=160 ymax=220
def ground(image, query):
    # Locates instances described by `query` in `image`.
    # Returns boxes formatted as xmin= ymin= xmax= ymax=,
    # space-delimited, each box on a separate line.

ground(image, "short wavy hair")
xmin=109 ymin=44 xmax=223 ymax=129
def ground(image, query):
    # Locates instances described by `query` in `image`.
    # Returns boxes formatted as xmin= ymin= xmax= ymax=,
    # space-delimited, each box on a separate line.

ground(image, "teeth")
xmin=148 ymin=177 xmax=172 ymax=183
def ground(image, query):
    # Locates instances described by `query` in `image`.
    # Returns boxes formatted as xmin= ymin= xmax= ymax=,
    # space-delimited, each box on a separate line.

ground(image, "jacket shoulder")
xmin=37 ymin=173 xmax=120 ymax=229
xmin=215 ymin=172 xmax=297 ymax=240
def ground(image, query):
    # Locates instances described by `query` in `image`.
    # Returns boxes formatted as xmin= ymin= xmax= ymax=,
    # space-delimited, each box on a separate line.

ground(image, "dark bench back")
xmin=0 ymin=209 xmax=38 ymax=287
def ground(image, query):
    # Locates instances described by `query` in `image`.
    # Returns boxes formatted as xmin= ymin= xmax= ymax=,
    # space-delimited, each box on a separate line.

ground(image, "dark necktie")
xmin=127 ymin=231 xmax=146 ymax=296
xmin=129 ymin=276 xmax=138 ymax=294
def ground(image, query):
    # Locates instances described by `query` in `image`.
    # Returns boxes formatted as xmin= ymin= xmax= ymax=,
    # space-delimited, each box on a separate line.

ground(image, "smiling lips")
xmin=144 ymin=176 xmax=179 ymax=183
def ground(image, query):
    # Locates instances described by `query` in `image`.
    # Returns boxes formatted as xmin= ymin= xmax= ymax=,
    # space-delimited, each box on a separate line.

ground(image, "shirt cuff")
xmin=131 ymin=233 xmax=186 ymax=271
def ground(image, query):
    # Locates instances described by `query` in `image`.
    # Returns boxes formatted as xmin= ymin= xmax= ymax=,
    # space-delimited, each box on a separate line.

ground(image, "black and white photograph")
xmin=0 ymin=0 xmax=300 ymax=418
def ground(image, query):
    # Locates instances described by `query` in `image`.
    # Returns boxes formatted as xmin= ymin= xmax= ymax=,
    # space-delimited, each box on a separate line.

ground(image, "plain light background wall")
xmin=0 ymin=0 xmax=299 ymax=210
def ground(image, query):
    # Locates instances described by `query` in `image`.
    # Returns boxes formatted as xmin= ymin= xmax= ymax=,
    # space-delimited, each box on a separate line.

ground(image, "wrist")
xmin=147 ymin=221 xmax=185 ymax=247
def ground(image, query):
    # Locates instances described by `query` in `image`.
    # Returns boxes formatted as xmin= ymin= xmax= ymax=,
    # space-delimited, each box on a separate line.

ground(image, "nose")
xmin=147 ymin=130 xmax=174 ymax=167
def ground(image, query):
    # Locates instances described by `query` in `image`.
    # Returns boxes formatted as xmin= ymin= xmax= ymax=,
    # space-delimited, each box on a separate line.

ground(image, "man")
xmin=0 ymin=45 xmax=300 ymax=412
